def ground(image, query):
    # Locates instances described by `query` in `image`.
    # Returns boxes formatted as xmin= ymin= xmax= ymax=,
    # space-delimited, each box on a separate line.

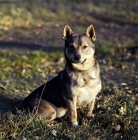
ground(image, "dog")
xmin=23 ymin=24 xmax=102 ymax=127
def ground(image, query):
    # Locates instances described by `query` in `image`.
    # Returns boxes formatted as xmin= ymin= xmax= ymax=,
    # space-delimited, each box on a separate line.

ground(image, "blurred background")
xmin=0 ymin=0 xmax=138 ymax=54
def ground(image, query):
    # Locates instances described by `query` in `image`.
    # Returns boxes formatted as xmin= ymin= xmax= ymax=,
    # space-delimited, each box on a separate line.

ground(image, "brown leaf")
xmin=51 ymin=129 xmax=57 ymax=136
xmin=21 ymin=136 xmax=27 ymax=140
xmin=0 ymin=84 xmax=6 ymax=90
xmin=135 ymin=94 xmax=138 ymax=98
xmin=120 ymin=83 xmax=127 ymax=86
xmin=114 ymin=125 xmax=121 ymax=131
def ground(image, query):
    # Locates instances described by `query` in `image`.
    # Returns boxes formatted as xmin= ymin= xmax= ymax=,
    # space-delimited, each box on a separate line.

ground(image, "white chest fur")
xmin=70 ymin=69 xmax=101 ymax=107
xmin=76 ymin=83 xmax=101 ymax=107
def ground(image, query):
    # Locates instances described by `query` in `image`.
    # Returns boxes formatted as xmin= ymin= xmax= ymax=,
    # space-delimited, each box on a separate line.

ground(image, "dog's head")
xmin=63 ymin=24 xmax=96 ymax=70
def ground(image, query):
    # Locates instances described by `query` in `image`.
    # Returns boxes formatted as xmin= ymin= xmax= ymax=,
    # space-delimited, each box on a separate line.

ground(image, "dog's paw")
xmin=86 ymin=114 xmax=95 ymax=118
xmin=72 ymin=122 xmax=79 ymax=127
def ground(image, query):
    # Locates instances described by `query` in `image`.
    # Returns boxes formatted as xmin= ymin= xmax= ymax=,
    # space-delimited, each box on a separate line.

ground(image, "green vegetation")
xmin=0 ymin=47 xmax=137 ymax=140
xmin=0 ymin=0 xmax=138 ymax=47
xmin=0 ymin=1 xmax=138 ymax=139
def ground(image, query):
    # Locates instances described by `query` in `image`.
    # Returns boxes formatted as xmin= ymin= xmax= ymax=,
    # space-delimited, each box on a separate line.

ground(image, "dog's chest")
xmin=71 ymin=71 xmax=101 ymax=107
xmin=76 ymin=84 xmax=100 ymax=107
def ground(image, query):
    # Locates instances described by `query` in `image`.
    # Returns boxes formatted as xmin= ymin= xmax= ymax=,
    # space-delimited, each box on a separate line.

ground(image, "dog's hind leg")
xmin=34 ymin=100 xmax=57 ymax=120
xmin=86 ymin=98 xmax=95 ymax=118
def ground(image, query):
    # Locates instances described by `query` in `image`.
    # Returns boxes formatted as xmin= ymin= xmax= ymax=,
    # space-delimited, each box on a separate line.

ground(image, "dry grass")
xmin=0 ymin=46 xmax=138 ymax=140
xmin=0 ymin=1 xmax=138 ymax=139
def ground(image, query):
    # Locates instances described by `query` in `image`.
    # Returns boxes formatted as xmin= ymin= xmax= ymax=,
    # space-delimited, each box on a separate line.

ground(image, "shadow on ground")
xmin=90 ymin=12 xmax=138 ymax=27
xmin=0 ymin=41 xmax=63 ymax=52
xmin=0 ymin=93 xmax=22 ymax=114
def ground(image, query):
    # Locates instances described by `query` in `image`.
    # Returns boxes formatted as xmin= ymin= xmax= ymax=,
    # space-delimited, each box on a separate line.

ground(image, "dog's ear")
xmin=85 ymin=24 xmax=96 ymax=43
xmin=63 ymin=24 xmax=74 ymax=40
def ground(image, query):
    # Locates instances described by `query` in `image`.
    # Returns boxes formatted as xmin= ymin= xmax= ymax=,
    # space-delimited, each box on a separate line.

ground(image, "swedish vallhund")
xmin=23 ymin=24 xmax=102 ymax=127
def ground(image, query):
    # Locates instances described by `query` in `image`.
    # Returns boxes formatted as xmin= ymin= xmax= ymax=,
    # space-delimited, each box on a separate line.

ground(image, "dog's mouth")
xmin=81 ymin=58 xmax=86 ymax=64
xmin=72 ymin=58 xmax=86 ymax=64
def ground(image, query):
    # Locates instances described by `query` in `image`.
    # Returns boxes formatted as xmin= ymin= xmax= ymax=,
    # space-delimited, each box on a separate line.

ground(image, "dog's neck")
xmin=64 ymin=55 xmax=100 ymax=86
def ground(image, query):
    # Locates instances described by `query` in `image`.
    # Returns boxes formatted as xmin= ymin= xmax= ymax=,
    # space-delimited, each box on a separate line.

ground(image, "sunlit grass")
xmin=0 ymin=46 xmax=138 ymax=139
xmin=0 ymin=1 xmax=138 ymax=139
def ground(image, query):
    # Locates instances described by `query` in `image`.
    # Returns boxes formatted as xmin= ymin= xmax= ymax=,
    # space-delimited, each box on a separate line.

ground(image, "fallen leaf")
xmin=125 ymin=86 xmax=129 ymax=90
xmin=119 ymin=106 xmax=126 ymax=115
xmin=0 ymin=84 xmax=6 ymax=90
xmin=58 ymin=57 xmax=64 ymax=64
xmin=91 ymin=136 xmax=95 ymax=140
xmin=35 ymin=136 xmax=40 ymax=140
xmin=122 ymin=65 xmax=126 ymax=69
xmin=114 ymin=125 xmax=121 ymax=131
xmin=120 ymin=83 xmax=127 ymax=86
xmin=127 ymin=90 xmax=132 ymax=94
xmin=21 ymin=136 xmax=27 ymax=140
xmin=50 ymin=69 xmax=56 ymax=73
xmin=51 ymin=129 xmax=57 ymax=136
xmin=136 ymin=94 xmax=138 ymax=98
xmin=23 ymin=64 xmax=32 ymax=68
xmin=112 ymin=114 xmax=120 ymax=119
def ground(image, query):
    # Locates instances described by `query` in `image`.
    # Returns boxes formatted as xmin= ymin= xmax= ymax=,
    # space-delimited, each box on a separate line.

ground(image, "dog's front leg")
xmin=66 ymin=97 xmax=78 ymax=127
xmin=87 ymin=98 xmax=95 ymax=117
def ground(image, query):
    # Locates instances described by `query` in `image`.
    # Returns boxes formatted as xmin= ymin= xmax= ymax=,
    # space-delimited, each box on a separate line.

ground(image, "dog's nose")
xmin=74 ymin=54 xmax=81 ymax=60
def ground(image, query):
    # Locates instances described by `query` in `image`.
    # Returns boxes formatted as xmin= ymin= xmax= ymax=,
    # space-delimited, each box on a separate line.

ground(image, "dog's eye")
xmin=83 ymin=46 xmax=88 ymax=49
xmin=69 ymin=45 xmax=75 ymax=50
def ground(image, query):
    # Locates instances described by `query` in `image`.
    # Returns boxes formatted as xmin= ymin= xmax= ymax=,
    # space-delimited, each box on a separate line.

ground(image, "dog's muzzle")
xmin=74 ymin=54 xmax=81 ymax=61
xmin=81 ymin=58 xmax=86 ymax=64
xmin=73 ymin=54 xmax=86 ymax=64
xmin=72 ymin=58 xmax=86 ymax=64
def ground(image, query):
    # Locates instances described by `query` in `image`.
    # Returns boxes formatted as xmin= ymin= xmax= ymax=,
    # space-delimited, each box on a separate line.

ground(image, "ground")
xmin=0 ymin=1 xmax=138 ymax=140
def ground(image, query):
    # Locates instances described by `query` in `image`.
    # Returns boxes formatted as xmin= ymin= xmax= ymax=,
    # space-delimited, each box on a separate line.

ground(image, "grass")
xmin=0 ymin=0 xmax=138 ymax=140
xmin=0 ymin=46 xmax=138 ymax=140
xmin=0 ymin=1 xmax=138 ymax=47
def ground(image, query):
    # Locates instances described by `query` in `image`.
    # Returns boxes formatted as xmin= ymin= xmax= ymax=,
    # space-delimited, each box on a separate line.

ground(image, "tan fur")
xmin=23 ymin=24 xmax=101 ymax=127
xmin=63 ymin=24 xmax=101 ymax=126
xmin=66 ymin=64 xmax=101 ymax=125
